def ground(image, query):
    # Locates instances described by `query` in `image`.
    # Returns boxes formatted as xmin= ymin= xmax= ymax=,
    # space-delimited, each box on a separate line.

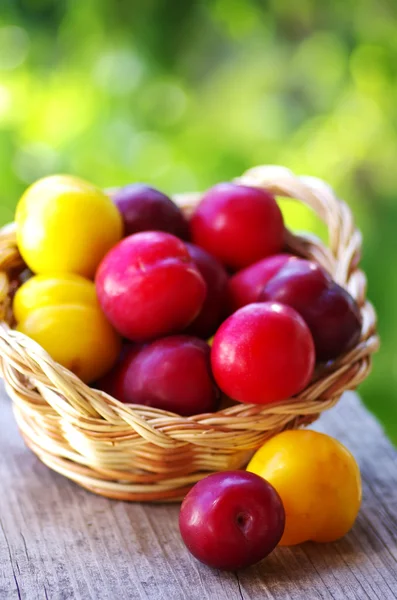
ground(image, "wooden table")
xmin=1 ymin=386 xmax=397 ymax=600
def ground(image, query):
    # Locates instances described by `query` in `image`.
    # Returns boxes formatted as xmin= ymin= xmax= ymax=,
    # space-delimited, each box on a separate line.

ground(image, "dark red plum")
xmin=228 ymin=253 xmax=295 ymax=313
xmin=184 ymin=242 xmax=229 ymax=339
xmin=97 ymin=335 xmax=220 ymax=416
xmin=261 ymin=259 xmax=362 ymax=361
xmin=113 ymin=184 xmax=189 ymax=239
xmin=179 ymin=471 xmax=285 ymax=570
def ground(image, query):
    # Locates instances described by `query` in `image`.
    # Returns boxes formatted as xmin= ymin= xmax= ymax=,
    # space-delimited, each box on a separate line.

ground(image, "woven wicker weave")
xmin=0 ymin=165 xmax=379 ymax=502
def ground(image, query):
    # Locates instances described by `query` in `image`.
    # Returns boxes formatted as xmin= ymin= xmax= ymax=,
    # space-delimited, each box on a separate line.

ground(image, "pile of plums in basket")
xmin=14 ymin=175 xmax=362 ymax=410
xmin=96 ymin=181 xmax=361 ymax=412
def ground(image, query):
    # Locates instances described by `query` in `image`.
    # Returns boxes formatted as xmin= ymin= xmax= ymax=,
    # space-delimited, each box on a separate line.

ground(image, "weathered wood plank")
xmin=0 ymin=385 xmax=396 ymax=600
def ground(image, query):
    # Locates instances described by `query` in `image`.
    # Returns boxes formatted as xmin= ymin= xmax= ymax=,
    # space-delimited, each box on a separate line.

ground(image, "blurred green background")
xmin=0 ymin=1 xmax=395 ymax=441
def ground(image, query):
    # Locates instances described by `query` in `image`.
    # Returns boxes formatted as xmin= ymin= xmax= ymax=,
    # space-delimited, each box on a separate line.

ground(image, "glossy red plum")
xmin=211 ymin=302 xmax=315 ymax=404
xmin=179 ymin=471 xmax=285 ymax=570
xmin=96 ymin=232 xmax=206 ymax=341
xmin=190 ymin=183 xmax=284 ymax=270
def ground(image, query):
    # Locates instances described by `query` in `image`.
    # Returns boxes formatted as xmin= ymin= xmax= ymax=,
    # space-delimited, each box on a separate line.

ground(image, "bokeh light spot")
xmin=93 ymin=49 xmax=144 ymax=95
xmin=0 ymin=27 xmax=29 ymax=71
xmin=13 ymin=142 xmax=60 ymax=184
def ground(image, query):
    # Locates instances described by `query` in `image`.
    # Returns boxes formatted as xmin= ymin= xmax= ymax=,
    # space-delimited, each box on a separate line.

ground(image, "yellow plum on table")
xmin=247 ymin=430 xmax=362 ymax=545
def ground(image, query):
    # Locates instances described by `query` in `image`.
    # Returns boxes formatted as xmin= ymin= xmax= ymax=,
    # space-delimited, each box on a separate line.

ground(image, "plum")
xmin=228 ymin=253 xmax=295 ymax=313
xmin=113 ymin=184 xmax=189 ymax=240
xmin=260 ymin=259 xmax=362 ymax=361
xmin=184 ymin=242 xmax=229 ymax=339
xmin=190 ymin=182 xmax=284 ymax=270
xmin=179 ymin=471 xmax=285 ymax=570
xmin=211 ymin=302 xmax=315 ymax=404
xmin=96 ymin=232 xmax=206 ymax=341
xmin=97 ymin=335 xmax=220 ymax=416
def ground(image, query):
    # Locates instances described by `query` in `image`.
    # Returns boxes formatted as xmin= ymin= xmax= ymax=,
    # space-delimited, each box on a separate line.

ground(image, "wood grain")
xmin=0 ymin=385 xmax=396 ymax=600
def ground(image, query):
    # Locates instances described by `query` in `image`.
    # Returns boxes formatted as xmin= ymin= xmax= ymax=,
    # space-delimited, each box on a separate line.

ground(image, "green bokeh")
xmin=1 ymin=1 xmax=396 ymax=441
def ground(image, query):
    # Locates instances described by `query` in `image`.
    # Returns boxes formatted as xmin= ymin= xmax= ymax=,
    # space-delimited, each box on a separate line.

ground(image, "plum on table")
xmin=179 ymin=471 xmax=285 ymax=570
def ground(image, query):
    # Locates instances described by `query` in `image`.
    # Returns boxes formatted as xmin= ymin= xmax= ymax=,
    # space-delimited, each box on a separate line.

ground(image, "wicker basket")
xmin=0 ymin=165 xmax=379 ymax=502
